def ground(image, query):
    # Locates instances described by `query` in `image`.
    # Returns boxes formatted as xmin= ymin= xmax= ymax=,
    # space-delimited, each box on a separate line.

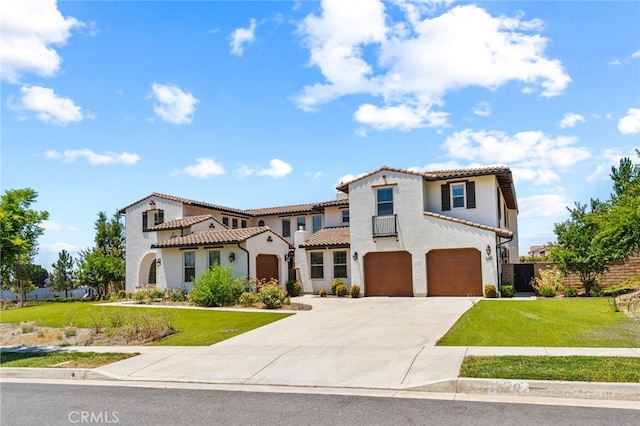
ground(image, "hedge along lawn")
xmin=0 ymin=302 xmax=292 ymax=346
xmin=460 ymin=356 xmax=640 ymax=383
xmin=437 ymin=298 xmax=640 ymax=347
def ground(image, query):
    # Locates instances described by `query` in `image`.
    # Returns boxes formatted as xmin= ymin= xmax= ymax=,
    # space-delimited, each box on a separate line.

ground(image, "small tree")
xmin=188 ymin=264 xmax=244 ymax=307
xmin=50 ymin=249 xmax=77 ymax=297
xmin=551 ymin=201 xmax=612 ymax=296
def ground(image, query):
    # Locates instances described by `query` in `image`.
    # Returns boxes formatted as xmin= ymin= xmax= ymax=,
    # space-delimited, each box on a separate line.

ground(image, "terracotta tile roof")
xmin=150 ymin=215 xmax=225 ymax=231
xmin=151 ymin=226 xmax=293 ymax=249
xmin=423 ymin=211 xmax=513 ymax=238
xmin=119 ymin=193 xmax=249 ymax=216
xmin=335 ymin=165 xmax=517 ymax=210
xmin=299 ymin=226 xmax=351 ymax=249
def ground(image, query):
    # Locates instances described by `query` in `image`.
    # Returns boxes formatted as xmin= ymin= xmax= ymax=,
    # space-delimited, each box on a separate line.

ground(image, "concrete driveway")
xmin=96 ymin=296 xmax=474 ymax=389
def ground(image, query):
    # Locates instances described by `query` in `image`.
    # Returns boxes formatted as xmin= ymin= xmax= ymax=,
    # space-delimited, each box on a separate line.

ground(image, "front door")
xmin=256 ymin=254 xmax=279 ymax=282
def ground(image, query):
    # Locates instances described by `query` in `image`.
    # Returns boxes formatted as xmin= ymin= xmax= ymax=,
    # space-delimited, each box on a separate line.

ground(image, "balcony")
xmin=372 ymin=214 xmax=398 ymax=237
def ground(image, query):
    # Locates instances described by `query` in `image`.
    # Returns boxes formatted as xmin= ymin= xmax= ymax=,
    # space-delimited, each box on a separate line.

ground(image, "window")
xmin=142 ymin=210 xmax=163 ymax=230
xmin=377 ymin=188 xmax=393 ymax=216
xmin=232 ymin=218 xmax=238 ymax=229
xmin=241 ymin=220 xmax=247 ymax=228
xmin=282 ymin=219 xmax=291 ymax=237
xmin=258 ymin=220 xmax=265 ymax=227
xmin=222 ymin=217 xmax=229 ymax=227
xmin=312 ymin=215 xmax=322 ymax=233
xmin=452 ymin=183 xmax=465 ymax=208
xmin=184 ymin=252 xmax=195 ymax=282
xmin=148 ymin=260 xmax=157 ymax=284
xmin=310 ymin=252 xmax=324 ymax=279
xmin=333 ymin=251 xmax=347 ymax=278
xmin=208 ymin=250 xmax=220 ymax=268
xmin=342 ymin=209 xmax=350 ymax=224
xmin=297 ymin=216 xmax=306 ymax=231
xmin=153 ymin=210 xmax=164 ymax=226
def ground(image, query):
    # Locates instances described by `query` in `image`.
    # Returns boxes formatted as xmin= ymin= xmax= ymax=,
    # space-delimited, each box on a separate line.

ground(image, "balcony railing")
xmin=372 ymin=214 xmax=398 ymax=237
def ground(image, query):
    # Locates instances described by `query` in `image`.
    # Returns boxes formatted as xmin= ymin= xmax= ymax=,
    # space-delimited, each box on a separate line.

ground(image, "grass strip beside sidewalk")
xmin=460 ymin=356 xmax=640 ymax=383
xmin=0 ymin=351 xmax=137 ymax=368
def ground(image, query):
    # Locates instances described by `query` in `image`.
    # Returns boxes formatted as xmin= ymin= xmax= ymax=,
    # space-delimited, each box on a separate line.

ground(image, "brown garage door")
xmin=256 ymin=254 xmax=278 ymax=282
xmin=364 ymin=251 xmax=413 ymax=296
xmin=426 ymin=248 xmax=482 ymax=296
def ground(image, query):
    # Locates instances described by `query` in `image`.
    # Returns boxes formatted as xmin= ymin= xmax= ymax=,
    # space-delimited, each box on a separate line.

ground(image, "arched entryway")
xmin=138 ymin=252 xmax=158 ymax=287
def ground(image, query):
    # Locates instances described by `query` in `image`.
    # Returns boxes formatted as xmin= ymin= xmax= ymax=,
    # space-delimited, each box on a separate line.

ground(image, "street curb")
xmin=408 ymin=378 xmax=640 ymax=401
xmin=0 ymin=368 xmax=115 ymax=381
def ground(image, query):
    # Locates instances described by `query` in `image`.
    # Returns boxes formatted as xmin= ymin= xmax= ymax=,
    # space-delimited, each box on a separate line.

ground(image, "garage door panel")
xmin=364 ymin=251 xmax=413 ymax=297
xmin=427 ymin=249 xmax=482 ymax=296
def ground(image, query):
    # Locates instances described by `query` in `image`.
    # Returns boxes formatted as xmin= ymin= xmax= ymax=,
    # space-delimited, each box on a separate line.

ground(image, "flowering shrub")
xmin=532 ymin=269 xmax=564 ymax=297
xmin=259 ymin=284 xmax=287 ymax=309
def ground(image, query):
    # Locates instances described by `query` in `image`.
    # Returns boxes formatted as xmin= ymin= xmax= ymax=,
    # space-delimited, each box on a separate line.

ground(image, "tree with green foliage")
xmin=29 ymin=264 xmax=49 ymax=288
xmin=75 ymin=211 xmax=125 ymax=296
xmin=50 ymin=249 xmax=77 ymax=296
xmin=0 ymin=189 xmax=49 ymax=305
xmin=188 ymin=264 xmax=244 ymax=307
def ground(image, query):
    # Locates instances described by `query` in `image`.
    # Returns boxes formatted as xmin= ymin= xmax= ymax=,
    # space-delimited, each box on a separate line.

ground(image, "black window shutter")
xmin=466 ymin=181 xmax=476 ymax=209
xmin=441 ymin=184 xmax=451 ymax=211
xmin=142 ymin=212 xmax=148 ymax=230
xmin=158 ymin=210 xmax=164 ymax=224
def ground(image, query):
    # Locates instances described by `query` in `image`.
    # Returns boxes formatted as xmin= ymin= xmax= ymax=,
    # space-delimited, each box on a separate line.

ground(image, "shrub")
xmin=106 ymin=309 xmax=126 ymax=328
xmin=260 ymin=284 xmax=286 ymax=309
xmin=64 ymin=326 xmax=77 ymax=337
xmin=484 ymin=284 xmax=497 ymax=298
xmin=330 ymin=279 xmax=344 ymax=295
xmin=239 ymin=292 xmax=259 ymax=307
xmin=189 ymin=264 xmax=244 ymax=307
xmin=169 ymin=288 xmax=188 ymax=302
xmin=601 ymin=277 xmax=639 ymax=297
xmin=532 ymin=268 xmax=564 ymax=297
xmin=350 ymin=285 xmax=361 ymax=298
xmin=21 ymin=321 xmax=35 ymax=333
xmin=335 ymin=284 xmax=348 ymax=297
xmin=238 ymin=276 xmax=258 ymax=294
xmin=286 ymin=280 xmax=302 ymax=297
xmin=564 ymin=287 xmax=578 ymax=297
xmin=120 ymin=311 xmax=175 ymax=343
xmin=319 ymin=288 xmax=327 ymax=297
xmin=500 ymin=284 xmax=514 ymax=298
xmin=133 ymin=290 xmax=147 ymax=304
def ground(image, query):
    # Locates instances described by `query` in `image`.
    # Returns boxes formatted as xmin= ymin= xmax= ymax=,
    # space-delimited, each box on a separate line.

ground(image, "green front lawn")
xmin=437 ymin=298 xmax=640 ymax=347
xmin=0 ymin=302 xmax=292 ymax=346
xmin=460 ymin=356 xmax=640 ymax=383
xmin=0 ymin=351 xmax=137 ymax=368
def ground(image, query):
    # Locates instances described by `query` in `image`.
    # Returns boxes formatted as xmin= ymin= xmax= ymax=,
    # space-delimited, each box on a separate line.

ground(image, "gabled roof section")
xmin=335 ymin=165 xmax=517 ymax=210
xmin=299 ymin=226 xmax=350 ymax=249
xmin=151 ymin=226 xmax=292 ymax=249
xmin=118 ymin=193 xmax=248 ymax=216
xmin=149 ymin=215 xmax=226 ymax=231
xmin=423 ymin=211 xmax=513 ymax=238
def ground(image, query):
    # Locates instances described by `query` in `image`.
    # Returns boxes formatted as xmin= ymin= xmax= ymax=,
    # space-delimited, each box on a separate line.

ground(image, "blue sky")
xmin=2 ymin=0 xmax=639 ymax=271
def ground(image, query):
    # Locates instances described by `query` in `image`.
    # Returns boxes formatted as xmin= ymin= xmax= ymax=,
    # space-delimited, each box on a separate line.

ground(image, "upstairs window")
xmin=241 ymin=220 xmax=247 ymax=228
xmin=258 ymin=220 xmax=265 ymax=227
xmin=282 ymin=219 xmax=291 ymax=237
xmin=297 ymin=216 xmax=306 ymax=231
xmin=142 ymin=209 xmax=164 ymax=231
xmin=377 ymin=188 xmax=394 ymax=216
xmin=222 ymin=217 xmax=229 ymax=227
xmin=441 ymin=182 xmax=476 ymax=211
xmin=342 ymin=209 xmax=350 ymax=224
xmin=452 ymin=184 xmax=465 ymax=208
xmin=312 ymin=215 xmax=322 ymax=233
xmin=232 ymin=218 xmax=238 ymax=229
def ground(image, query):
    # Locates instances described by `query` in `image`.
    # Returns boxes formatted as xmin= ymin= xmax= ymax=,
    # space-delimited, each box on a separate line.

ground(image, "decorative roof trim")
xmin=423 ymin=211 xmax=513 ymax=238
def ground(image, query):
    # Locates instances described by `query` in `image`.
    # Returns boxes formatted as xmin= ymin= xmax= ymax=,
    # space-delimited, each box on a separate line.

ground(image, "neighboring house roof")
xmin=299 ymin=226 xmax=351 ymax=249
xmin=149 ymin=215 xmax=226 ymax=231
xmin=423 ymin=211 xmax=513 ymax=238
xmin=120 ymin=193 xmax=349 ymax=217
xmin=150 ymin=226 xmax=293 ymax=249
xmin=336 ymin=165 xmax=517 ymax=210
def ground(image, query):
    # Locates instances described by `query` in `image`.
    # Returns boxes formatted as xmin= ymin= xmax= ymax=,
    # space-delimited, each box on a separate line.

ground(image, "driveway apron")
xmin=96 ymin=296 xmax=473 ymax=389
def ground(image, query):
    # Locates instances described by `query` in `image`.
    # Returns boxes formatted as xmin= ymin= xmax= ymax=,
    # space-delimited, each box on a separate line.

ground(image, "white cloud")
xmin=238 ymin=159 xmax=293 ymax=179
xmin=337 ymin=172 xmax=368 ymax=186
xmin=511 ymin=168 xmax=560 ymax=185
xmin=40 ymin=242 xmax=81 ymax=255
xmin=618 ymin=108 xmax=640 ymax=135
xmin=608 ymin=50 xmax=640 ymax=65
xmin=42 ymin=220 xmax=78 ymax=232
xmin=587 ymin=148 xmax=637 ymax=183
xmin=443 ymin=129 xmax=591 ymax=169
xmin=151 ymin=83 xmax=199 ymax=124
xmin=45 ymin=149 xmax=140 ymax=165
xmin=230 ymin=18 xmax=257 ymax=56
xmin=472 ymin=101 xmax=492 ymax=117
xmin=9 ymin=85 xmax=84 ymax=125
xmin=559 ymin=112 xmax=585 ymax=128
xmin=0 ymin=0 xmax=83 ymax=82
xmin=295 ymin=1 xmax=570 ymax=130
xmin=305 ymin=171 xmax=323 ymax=179
xmin=518 ymin=193 xmax=572 ymax=219
xmin=182 ymin=158 xmax=226 ymax=178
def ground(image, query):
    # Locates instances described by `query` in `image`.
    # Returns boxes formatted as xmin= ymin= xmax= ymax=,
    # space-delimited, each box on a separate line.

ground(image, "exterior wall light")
xmin=229 ymin=252 xmax=235 ymax=263
xmin=352 ymin=252 xmax=358 ymax=261
xmin=156 ymin=258 xmax=161 ymax=266
xmin=486 ymin=245 xmax=492 ymax=256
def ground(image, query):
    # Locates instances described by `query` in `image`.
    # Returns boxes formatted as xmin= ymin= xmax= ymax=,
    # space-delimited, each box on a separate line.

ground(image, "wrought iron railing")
xmin=372 ymin=214 xmax=397 ymax=237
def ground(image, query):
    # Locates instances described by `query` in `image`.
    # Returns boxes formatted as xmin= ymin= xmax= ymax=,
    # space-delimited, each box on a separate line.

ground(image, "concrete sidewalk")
xmin=2 ymin=296 xmax=639 ymax=401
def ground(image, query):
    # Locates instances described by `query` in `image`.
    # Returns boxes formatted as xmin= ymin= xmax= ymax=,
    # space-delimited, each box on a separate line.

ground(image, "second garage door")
xmin=364 ymin=251 xmax=413 ymax=296
xmin=426 ymin=248 xmax=482 ymax=296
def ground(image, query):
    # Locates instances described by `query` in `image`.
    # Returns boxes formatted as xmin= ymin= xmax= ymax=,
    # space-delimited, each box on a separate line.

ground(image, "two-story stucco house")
xmin=120 ymin=165 xmax=518 ymax=297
